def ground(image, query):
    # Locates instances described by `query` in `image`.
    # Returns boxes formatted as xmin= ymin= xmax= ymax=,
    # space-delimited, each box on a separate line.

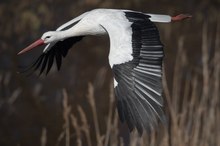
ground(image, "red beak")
xmin=18 ymin=39 xmax=45 ymax=55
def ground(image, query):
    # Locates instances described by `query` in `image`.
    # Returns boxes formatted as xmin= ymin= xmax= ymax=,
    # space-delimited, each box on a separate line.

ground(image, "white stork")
xmin=18 ymin=9 xmax=191 ymax=135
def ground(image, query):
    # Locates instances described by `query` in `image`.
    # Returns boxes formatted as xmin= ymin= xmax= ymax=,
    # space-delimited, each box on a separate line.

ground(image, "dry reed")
xmin=40 ymin=128 xmax=47 ymax=146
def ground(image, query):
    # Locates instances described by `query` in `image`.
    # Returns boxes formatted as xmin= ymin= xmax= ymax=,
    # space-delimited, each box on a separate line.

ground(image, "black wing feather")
xmin=22 ymin=36 xmax=84 ymax=75
xmin=112 ymin=11 xmax=166 ymax=135
xmin=39 ymin=54 xmax=49 ymax=75
xmin=55 ymin=50 xmax=62 ymax=71
xmin=46 ymin=50 xmax=55 ymax=75
xmin=33 ymin=55 xmax=45 ymax=71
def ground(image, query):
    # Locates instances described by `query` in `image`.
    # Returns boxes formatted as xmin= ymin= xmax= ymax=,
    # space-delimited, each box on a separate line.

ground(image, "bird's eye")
xmin=45 ymin=36 xmax=51 ymax=39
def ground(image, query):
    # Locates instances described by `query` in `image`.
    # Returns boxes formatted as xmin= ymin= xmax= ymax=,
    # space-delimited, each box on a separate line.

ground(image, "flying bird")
xmin=18 ymin=9 xmax=191 ymax=135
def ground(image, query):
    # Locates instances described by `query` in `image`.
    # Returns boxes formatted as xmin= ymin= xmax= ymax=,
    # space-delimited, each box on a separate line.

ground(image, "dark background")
xmin=0 ymin=0 xmax=219 ymax=146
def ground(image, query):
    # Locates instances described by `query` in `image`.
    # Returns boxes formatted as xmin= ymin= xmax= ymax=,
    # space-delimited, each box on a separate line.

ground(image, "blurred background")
xmin=0 ymin=0 xmax=220 ymax=146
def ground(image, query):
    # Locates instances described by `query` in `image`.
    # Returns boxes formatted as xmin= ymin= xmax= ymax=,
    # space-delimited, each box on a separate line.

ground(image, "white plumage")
xmin=18 ymin=8 xmax=191 ymax=135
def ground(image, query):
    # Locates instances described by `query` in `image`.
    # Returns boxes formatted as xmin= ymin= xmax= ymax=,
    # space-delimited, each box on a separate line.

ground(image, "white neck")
xmin=60 ymin=21 xmax=106 ymax=39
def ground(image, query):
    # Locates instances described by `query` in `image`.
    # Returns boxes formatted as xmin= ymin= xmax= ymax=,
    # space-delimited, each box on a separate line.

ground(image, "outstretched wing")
xmin=103 ymin=11 xmax=166 ymax=135
xmin=23 ymin=36 xmax=83 ymax=75
xmin=22 ymin=14 xmax=86 ymax=75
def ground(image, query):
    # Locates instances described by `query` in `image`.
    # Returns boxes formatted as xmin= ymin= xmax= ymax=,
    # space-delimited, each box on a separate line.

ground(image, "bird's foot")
xmin=171 ymin=14 xmax=192 ymax=21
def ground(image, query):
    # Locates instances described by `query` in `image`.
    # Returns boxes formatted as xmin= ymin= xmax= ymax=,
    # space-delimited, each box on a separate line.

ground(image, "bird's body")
xmin=41 ymin=9 xmax=172 ymax=67
xmin=18 ymin=8 xmax=191 ymax=135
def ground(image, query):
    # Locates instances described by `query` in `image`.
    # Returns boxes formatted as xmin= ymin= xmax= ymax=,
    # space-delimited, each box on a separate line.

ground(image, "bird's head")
xmin=41 ymin=31 xmax=61 ymax=43
xmin=18 ymin=31 xmax=60 ymax=55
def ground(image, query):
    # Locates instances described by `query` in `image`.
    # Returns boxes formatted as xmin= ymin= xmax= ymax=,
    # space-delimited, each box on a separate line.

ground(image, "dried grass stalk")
xmin=77 ymin=105 xmax=92 ymax=146
xmin=87 ymin=83 xmax=101 ymax=145
xmin=40 ymin=128 xmax=47 ymax=146
xmin=201 ymin=23 xmax=209 ymax=103
xmin=62 ymin=89 xmax=71 ymax=146
xmin=70 ymin=114 xmax=82 ymax=146
xmin=104 ymin=83 xmax=115 ymax=146
xmin=110 ymin=110 xmax=119 ymax=146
